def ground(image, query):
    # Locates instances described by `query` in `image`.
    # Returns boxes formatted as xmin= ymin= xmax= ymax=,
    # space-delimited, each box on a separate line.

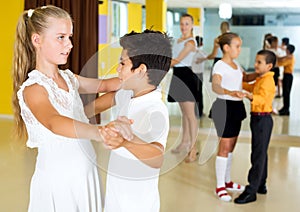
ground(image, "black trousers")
xmin=282 ymin=73 xmax=293 ymax=112
xmin=246 ymin=115 xmax=273 ymax=194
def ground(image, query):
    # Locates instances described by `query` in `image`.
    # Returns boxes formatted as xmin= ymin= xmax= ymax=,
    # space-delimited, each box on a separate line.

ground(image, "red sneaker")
xmin=216 ymin=187 xmax=232 ymax=202
xmin=225 ymin=181 xmax=245 ymax=192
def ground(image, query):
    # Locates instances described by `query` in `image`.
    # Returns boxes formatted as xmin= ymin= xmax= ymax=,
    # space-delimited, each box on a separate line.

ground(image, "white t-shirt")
xmin=268 ymin=47 xmax=285 ymax=57
xmin=212 ymin=60 xmax=243 ymax=101
xmin=192 ymin=47 xmax=207 ymax=74
xmin=104 ymin=88 xmax=169 ymax=212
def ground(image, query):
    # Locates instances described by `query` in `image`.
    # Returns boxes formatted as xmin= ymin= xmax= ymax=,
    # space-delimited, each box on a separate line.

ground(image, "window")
xmin=111 ymin=1 xmax=128 ymax=43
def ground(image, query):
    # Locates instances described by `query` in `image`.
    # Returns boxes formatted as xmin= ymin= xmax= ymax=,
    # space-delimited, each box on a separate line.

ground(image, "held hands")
xmin=99 ymin=127 xmax=125 ymax=149
xmin=98 ymin=116 xmax=134 ymax=149
xmin=109 ymin=116 xmax=134 ymax=141
xmin=225 ymin=89 xmax=253 ymax=100
xmin=226 ymin=90 xmax=246 ymax=99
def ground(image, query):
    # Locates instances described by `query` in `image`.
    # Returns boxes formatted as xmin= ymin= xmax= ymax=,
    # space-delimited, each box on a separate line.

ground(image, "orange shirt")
xmin=277 ymin=55 xmax=295 ymax=74
xmin=243 ymin=72 xmax=275 ymax=113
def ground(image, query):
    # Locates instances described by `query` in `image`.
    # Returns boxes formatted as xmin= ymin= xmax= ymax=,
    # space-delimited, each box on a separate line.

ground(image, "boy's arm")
xmin=242 ymin=81 xmax=254 ymax=93
xmin=123 ymin=138 xmax=164 ymax=169
xmin=243 ymin=71 xmax=258 ymax=82
xmin=277 ymin=55 xmax=292 ymax=66
xmin=101 ymin=131 xmax=164 ymax=169
xmin=84 ymin=91 xmax=116 ymax=118
xmin=102 ymin=110 xmax=168 ymax=169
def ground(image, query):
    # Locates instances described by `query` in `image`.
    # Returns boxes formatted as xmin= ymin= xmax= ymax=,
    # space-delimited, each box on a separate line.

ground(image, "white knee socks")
xmin=215 ymin=156 xmax=228 ymax=188
xmin=225 ymin=153 xmax=232 ymax=183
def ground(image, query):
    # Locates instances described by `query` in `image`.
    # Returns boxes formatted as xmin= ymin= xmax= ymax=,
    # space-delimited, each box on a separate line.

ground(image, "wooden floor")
xmin=1 ymin=70 xmax=300 ymax=211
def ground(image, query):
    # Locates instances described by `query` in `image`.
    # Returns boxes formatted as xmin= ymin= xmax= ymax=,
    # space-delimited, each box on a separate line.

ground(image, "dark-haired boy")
xmin=235 ymin=50 xmax=276 ymax=204
xmin=85 ymin=30 xmax=172 ymax=212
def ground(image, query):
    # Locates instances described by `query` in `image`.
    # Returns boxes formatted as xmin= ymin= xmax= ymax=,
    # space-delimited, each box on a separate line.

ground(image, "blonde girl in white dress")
xmin=12 ymin=5 xmax=132 ymax=212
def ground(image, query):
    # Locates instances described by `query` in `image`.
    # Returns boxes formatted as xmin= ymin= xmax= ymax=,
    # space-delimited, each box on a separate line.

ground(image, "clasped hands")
xmin=228 ymin=90 xmax=253 ymax=100
xmin=98 ymin=116 xmax=134 ymax=149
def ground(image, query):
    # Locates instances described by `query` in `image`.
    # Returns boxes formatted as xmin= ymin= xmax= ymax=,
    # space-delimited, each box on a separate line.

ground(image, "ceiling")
xmin=124 ymin=0 xmax=300 ymax=14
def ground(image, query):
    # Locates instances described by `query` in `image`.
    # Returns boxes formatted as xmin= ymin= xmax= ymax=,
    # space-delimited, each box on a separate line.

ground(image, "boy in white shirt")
xmin=86 ymin=29 xmax=172 ymax=212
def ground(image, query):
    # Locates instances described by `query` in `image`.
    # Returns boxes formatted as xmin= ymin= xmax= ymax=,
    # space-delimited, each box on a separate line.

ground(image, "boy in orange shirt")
xmin=277 ymin=44 xmax=296 ymax=116
xmin=235 ymin=50 xmax=276 ymax=204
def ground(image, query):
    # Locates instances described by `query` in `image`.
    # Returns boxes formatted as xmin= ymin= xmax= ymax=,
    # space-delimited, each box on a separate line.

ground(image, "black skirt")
xmin=209 ymin=98 xmax=247 ymax=138
xmin=167 ymin=66 xmax=198 ymax=102
xmin=271 ymin=67 xmax=280 ymax=85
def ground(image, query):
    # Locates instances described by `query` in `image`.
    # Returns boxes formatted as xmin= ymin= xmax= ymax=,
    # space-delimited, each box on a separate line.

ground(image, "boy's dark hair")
xmin=282 ymin=37 xmax=289 ymax=45
xmin=257 ymin=50 xmax=277 ymax=68
xmin=287 ymin=44 xmax=295 ymax=54
xmin=119 ymin=29 xmax=172 ymax=86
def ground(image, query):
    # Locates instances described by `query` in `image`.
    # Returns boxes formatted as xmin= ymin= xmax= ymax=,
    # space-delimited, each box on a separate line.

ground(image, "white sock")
xmin=215 ymin=156 xmax=228 ymax=188
xmin=225 ymin=153 xmax=232 ymax=183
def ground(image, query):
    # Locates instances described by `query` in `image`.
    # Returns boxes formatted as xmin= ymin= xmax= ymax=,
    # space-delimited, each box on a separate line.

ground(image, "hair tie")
xmin=28 ymin=9 xmax=34 ymax=18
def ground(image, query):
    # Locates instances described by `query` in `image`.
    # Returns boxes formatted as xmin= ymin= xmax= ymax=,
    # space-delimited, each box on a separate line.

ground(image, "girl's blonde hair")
xmin=12 ymin=5 xmax=71 ymax=139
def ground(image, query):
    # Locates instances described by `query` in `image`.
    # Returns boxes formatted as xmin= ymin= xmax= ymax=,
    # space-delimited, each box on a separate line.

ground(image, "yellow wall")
xmin=145 ymin=0 xmax=166 ymax=31
xmin=98 ymin=44 xmax=121 ymax=77
xmin=128 ymin=3 xmax=142 ymax=32
xmin=187 ymin=8 xmax=200 ymax=26
xmin=0 ymin=1 xmax=24 ymax=115
xmin=187 ymin=7 xmax=204 ymax=37
xmin=99 ymin=0 xmax=108 ymax=15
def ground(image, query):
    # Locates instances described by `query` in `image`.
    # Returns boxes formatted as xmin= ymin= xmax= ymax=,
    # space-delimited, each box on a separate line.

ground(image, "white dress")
xmin=17 ymin=70 xmax=102 ymax=212
xmin=104 ymin=89 xmax=169 ymax=212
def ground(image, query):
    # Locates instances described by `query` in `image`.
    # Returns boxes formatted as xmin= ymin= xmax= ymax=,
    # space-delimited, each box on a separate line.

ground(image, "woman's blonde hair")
xmin=12 ymin=5 xmax=71 ymax=139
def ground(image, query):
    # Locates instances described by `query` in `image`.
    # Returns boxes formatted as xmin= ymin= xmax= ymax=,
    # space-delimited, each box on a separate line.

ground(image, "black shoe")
xmin=234 ymin=191 xmax=257 ymax=204
xmin=257 ymin=185 xmax=267 ymax=194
